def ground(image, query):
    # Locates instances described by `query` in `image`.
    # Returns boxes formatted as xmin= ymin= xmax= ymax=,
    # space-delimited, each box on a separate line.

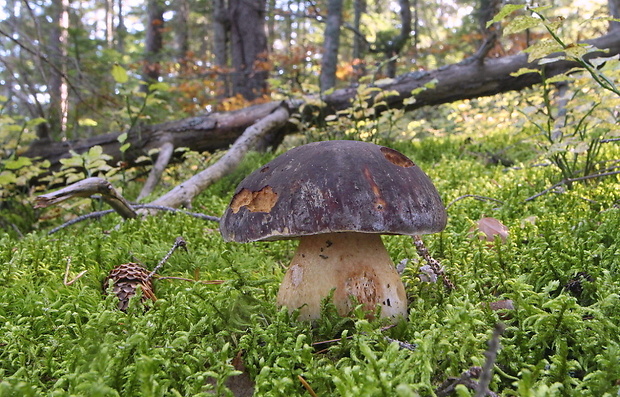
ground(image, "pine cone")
xmin=103 ymin=262 xmax=157 ymax=311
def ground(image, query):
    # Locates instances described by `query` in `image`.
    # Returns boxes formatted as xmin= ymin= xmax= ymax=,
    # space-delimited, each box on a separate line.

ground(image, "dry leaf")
xmin=470 ymin=217 xmax=509 ymax=243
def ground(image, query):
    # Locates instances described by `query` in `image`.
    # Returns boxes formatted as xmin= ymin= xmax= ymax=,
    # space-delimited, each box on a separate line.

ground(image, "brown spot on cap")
xmin=230 ymin=186 xmax=278 ymax=214
xmin=363 ymin=167 xmax=387 ymax=211
xmin=380 ymin=146 xmax=415 ymax=168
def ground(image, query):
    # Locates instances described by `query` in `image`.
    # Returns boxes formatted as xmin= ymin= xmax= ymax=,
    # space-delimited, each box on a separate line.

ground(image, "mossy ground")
xmin=2 ymin=115 xmax=620 ymax=396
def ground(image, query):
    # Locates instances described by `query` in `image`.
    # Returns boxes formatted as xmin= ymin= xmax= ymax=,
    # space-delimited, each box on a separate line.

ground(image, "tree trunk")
xmin=352 ymin=0 xmax=367 ymax=82
xmin=213 ymin=0 xmax=230 ymax=98
xmin=229 ymin=0 xmax=268 ymax=100
xmin=386 ymin=0 xmax=411 ymax=78
xmin=610 ymin=0 xmax=620 ymax=32
xmin=267 ymin=0 xmax=277 ymax=52
xmin=174 ymin=0 xmax=190 ymax=59
xmin=116 ymin=0 xmax=126 ymax=53
xmin=142 ymin=0 xmax=164 ymax=91
xmin=48 ymin=0 xmax=69 ymax=139
xmin=105 ymin=0 xmax=114 ymax=48
xmin=319 ymin=0 xmax=344 ymax=92
xmin=352 ymin=0 xmax=366 ymax=60
xmin=22 ymin=30 xmax=620 ymax=179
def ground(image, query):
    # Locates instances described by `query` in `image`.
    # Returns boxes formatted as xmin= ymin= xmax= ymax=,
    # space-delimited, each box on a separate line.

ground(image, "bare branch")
xmin=475 ymin=323 xmax=505 ymax=397
xmin=446 ymin=194 xmax=504 ymax=209
xmin=413 ymin=235 xmax=455 ymax=290
xmin=35 ymin=177 xmax=137 ymax=219
xmin=149 ymin=104 xmax=291 ymax=209
xmin=147 ymin=237 xmax=188 ymax=280
xmin=137 ymin=141 xmax=175 ymax=201
xmin=524 ymin=170 xmax=620 ymax=202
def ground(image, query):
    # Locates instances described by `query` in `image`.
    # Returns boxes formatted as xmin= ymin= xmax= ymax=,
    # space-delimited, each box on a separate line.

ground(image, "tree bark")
xmin=48 ymin=0 xmax=69 ymax=139
xmin=142 ymin=0 xmax=165 ymax=91
xmin=22 ymin=29 xmax=620 ymax=178
xmin=213 ymin=0 xmax=230 ymax=97
xmin=319 ymin=0 xmax=344 ymax=92
xmin=173 ymin=0 xmax=190 ymax=59
xmin=610 ymin=0 xmax=620 ymax=32
xmin=105 ymin=0 xmax=114 ymax=48
xmin=116 ymin=0 xmax=126 ymax=53
xmin=229 ymin=0 xmax=268 ymax=100
xmin=387 ymin=0 xmax=411 ymax=78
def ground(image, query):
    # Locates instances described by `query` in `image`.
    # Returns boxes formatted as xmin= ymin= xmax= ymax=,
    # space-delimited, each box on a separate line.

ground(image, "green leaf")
xmin=135 ymin=155 xmax=151 ymax=163
xmin=511 ymin=67 xmax=541 ymax=77
xmin=149 ymin=82 xmax=170 ymax=92
xmin=25 ymin=117 xmax=47 ymax=129
xmin=118 ymin=132 xmax=128 ymax=144
xmin=487 ymin=4 xmax=525 ymax=27
xmin=87 ymin=145 xmax=104 ymax=159
xmin=78 ymin=118 xmax=98 ymax=127
xmin=524 ymin=39 xmax=563 ymax=62
xmin=324 ymin=115 xmax=338 ymax=122
xmin=529 ymin=5 xmax=553 ymax=14
xmin=4 ymin=157 xmax=32 ymax=170
xmin=120 ymin=143 xmax=131 ymax=153
xmin=564 ymin=44 xmax=588 ymax=59
xmin=0 ymin=171 xmax=17 ymax=184
xmin=112 ymin=63 xmax=128 ymax=84
xmin=504 ymin=15 xmax=543 ymax=35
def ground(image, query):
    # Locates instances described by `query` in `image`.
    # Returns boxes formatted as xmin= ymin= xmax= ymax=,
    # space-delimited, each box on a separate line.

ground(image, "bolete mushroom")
xmin=220 ymin=140 xmax=446 ymax=320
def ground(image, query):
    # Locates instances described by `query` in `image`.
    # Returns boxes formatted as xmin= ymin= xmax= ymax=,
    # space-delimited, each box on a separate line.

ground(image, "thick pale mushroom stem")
xmin=276 ymin=232 xmax=407 ymax=321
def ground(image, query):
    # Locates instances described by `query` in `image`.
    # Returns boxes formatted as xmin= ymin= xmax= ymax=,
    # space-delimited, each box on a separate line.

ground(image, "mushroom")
xmin=220 ymin=140 xmax=447 ymax=321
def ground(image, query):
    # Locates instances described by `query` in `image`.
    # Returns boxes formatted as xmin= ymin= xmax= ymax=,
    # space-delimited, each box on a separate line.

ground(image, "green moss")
xmin=3 ymin=114 xmax=620 ymax=396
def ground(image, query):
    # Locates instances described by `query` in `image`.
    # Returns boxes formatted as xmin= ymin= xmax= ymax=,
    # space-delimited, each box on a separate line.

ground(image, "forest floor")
xmin=2 ymin=97 xmax=620 ymax=396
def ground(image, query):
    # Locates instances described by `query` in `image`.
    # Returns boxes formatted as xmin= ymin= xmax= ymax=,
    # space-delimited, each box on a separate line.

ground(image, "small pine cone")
xmin=103 ymin=262 xmax=157 ymax=311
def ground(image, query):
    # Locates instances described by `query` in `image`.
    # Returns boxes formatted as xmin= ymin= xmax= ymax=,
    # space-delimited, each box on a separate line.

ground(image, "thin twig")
xmin=63 ymin=257 xmax=87 ymax=286
xmin=297 ymin=375 xmax=318 ymax=397
xmin=156 ymin=276 xmax=225 ymax=285
xmin=311 ymin=325 xmax=396 ymax=346
xmin=524 ymin=170 xmax=620 ymax=202
xmin=147 ymin=237 xmax=188 ymax=280
xmin=384 ymin=337 xmax=417 ymax=351
xmin=475 ymin=323 xmax=506 ymax=397
xmin=134 ymin=204 xmax=221 ymax=222
xmin=413 ymin=235 xmax=455 ymax=290
xmin=446 ymin=195 xmax=504 ymax=210
xmin=48 ymin=210 xmax=115 ymax=234
xmin=47 ymin=205 xmax=220 ymax=235
xmin=436 ymin=367 xmax=483 ymax=397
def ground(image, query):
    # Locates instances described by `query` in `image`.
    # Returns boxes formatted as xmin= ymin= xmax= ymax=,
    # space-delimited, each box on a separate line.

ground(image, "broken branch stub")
xmin=35 ymin=177 xmax=137 ymax=219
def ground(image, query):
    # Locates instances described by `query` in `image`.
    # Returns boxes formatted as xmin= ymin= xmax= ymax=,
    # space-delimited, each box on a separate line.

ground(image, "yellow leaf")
xmin=112 ymin=63 xmax=128 ymax=84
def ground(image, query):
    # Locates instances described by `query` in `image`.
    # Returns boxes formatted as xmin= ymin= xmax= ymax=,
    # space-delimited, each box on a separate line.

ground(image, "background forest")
xmin=2 ymin=0 xmax=620 ymax=396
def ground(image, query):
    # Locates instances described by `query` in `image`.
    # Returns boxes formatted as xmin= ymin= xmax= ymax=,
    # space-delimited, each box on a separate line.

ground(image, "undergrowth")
xmin=2 ymin=120 xmax=620 ymax=396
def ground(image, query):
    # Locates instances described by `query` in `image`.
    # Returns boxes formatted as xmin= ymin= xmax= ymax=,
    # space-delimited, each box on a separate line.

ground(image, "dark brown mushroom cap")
xmin=220 ymin=140 xmax=447 ymax=242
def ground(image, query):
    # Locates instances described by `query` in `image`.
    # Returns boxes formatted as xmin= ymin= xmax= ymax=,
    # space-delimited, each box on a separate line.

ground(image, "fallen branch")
xmin=156 ymin=276 xmax=225 ymax=285
xmin=45 ymin=204 xmax=220 ymax=235
xmin=475 ymin=323 xmax=505 ymax=397
xmin=524 ymin=169 xmax=620 ymax=202
xmin=445 ymin=194 xmax=504 ymax=210
xmin=413 ymin=235 xmax=455 ymax=290
xmin=35 ymin=177 xmax=137 ymax=219
xmin=137 ymin=141 xmax=175 ymax=201
xmin=148 ymin=103 xmax=291 ymax=209
xmin=436 ymin=367 xmax=483 ymax=397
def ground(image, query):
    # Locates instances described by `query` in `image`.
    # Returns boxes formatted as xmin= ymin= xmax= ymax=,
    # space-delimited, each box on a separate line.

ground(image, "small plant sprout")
xmin=220 ymin=140 xmax=447 ymax=321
